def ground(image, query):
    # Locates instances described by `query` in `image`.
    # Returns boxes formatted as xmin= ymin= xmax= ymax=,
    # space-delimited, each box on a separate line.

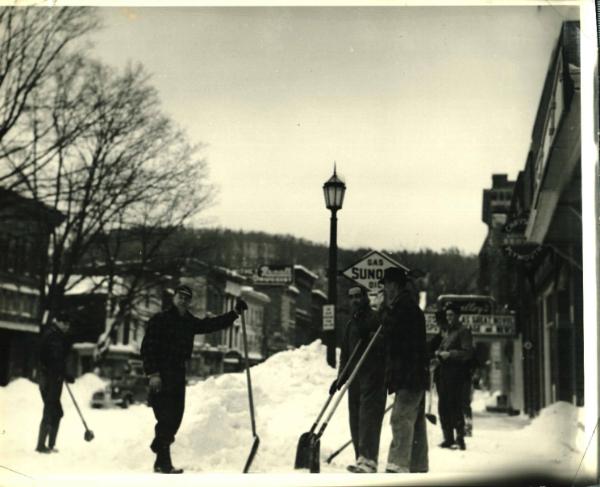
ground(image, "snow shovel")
xmin=426 ymin=367 xmax=437 ymax=425
xmin=64 ymin=383 xmax=95 ymax=442
xmin=306 ymin=325 xmax=383 ymax=473
xmin=239 ymin=307 xmax=260 ymax=473
xmin=325 ymin=403 xmax=393 ymax=464
xmin=294 ymin=339 xmax=364 ymax=470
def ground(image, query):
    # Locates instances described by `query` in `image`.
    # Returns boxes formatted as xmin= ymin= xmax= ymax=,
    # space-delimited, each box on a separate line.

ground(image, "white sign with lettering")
xmin=342 ymin=250 xmax=408 ymax=293
xmin=322 ymin=304 xmax=335 ymax=331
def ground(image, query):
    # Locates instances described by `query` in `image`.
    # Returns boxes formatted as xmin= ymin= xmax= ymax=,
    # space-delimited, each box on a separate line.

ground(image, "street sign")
xmin=342 ymin=250 xmax=409 ymax=294
xmin=322 ymin=304 xmax=335 ymax=331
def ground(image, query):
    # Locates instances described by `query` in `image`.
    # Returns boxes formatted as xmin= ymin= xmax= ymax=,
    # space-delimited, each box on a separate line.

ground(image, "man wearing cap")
xmin=141 ymin=284 xmax=247 ymax=473
xmin=36 ymin=311 xmax=75 ymax=453
xmin=432 ymin=304 xmax=473 ymax=450
xmin=379 ymin=267 xmax=429 ymax=473
xmin=333 ymin=285 xmax=386 ymax=474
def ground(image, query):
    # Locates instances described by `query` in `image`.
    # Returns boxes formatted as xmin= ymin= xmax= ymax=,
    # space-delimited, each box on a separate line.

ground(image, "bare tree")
xmin=0 ymin=7 xmax=99 ymax=184
xmin=5 ymin=56 xmax=214 ymax=326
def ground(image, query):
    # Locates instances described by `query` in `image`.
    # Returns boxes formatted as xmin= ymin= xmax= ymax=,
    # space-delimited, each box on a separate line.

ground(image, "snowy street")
xmin=0 ymin=342 xmax=590 ymax=486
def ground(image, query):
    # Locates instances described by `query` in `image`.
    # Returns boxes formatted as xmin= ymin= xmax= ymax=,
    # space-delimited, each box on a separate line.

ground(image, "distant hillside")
xmin=85 ymin=226 xmax=480 ymax=302
xmin=180 ymin=227 xmax=480 ymax=299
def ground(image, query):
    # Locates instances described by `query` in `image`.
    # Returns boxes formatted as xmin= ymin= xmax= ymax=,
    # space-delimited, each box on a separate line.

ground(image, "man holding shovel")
xmin=379 ymin=268 xmax=429 ymax=473
xmin=141 ymin=284 xmax=246 ymax=474
xmin=36 ymin=311 xmax=75 ymax=453
xmin=333 ymin=285 xmax=386 ymax=474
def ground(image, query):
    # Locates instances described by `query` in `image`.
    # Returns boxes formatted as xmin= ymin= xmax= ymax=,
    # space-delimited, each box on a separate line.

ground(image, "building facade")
xmin=0 ymin=190 xmax=63 ymax=385
xmin=480 ymin=21 xmax=582 ymax=416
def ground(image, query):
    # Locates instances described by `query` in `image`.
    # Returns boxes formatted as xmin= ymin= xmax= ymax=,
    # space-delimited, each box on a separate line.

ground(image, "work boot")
xmin=438 ymin=439 xmax=455 ymax=449
xmin=48 ymin=423 xmax=60 ymax=452
xmin=465 ymin=417 xmax=473 ymax=437
xmin=347 ymin=456 xmax=377 ymax=473
xmin=456 ymin=437 xmax=466 ymax=451
xmin=35 ymin=421 xmax=50 ymax=453
xmin=154 ymin=446 xmax=183 ymax=474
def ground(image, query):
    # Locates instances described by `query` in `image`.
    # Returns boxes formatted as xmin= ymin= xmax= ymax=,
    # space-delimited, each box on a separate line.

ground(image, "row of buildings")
xmin=478 ymin=21 xmax=583 ymax=416
xmin=0 ymin=190 xmax=331 ymax=384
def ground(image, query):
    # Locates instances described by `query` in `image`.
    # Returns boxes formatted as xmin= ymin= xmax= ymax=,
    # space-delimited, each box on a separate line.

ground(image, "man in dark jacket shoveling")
xmin=141 ymin=284 xmax=247 ymax=474
xmin=333 ymin=285 xmax=386 ymax=474
xmin=379 ymin=267 xmax=429 ymax=473
xmin=36 ymin=311 xmax=74 ymax=453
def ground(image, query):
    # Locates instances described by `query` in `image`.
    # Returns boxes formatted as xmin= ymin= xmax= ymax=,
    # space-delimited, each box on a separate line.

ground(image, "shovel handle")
xmin=308 ymin=339 xmax=364 ymax=434
xmin=65 ymin=382 xmax=90 ymax=431
xmin=317 ymin=324 xmax=383 ymax=438
xmin=240 ymin=309 xmax=257 ymax=437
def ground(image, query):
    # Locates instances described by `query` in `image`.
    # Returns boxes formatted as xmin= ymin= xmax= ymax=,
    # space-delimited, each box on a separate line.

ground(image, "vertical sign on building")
xmin=322 ymin=304 xmax=335 ymax=331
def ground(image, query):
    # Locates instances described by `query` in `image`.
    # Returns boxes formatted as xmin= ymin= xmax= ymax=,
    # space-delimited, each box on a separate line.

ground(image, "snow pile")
xmin=0 ymin=339 xmax=591 ymax=483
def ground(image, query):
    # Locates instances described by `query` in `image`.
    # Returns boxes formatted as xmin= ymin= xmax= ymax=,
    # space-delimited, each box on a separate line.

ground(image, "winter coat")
xmin=141 ymin=306 xmax=238 ymax=390
xmin=338 ymin=305 xmax=385 ymax=388
xmin=434 ymin=323 xmax=473 ymax=387
xmin=39 ymin=323 xmax=71 ymax=379
xmin=380 ymin=290 xmax=428 ymax=394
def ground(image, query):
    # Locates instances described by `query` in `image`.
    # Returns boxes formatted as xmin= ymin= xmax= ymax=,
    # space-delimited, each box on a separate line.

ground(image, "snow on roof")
xmin=311 ymin=289 xmax=328 ymax=300
xmin=293 ymin=264 xmax=318 ymax=280
xmin=64 ymin=274 xmax=127 ymax=296
xmin=286 ymin=284 xmax=300 ymax=295
xmin=240 ymin=285 xmax=271 ymax=303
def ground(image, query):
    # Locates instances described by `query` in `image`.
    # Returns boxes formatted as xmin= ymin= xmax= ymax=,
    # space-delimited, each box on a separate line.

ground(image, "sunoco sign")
xmin=342 ymin=250 xmax=408 ymax=293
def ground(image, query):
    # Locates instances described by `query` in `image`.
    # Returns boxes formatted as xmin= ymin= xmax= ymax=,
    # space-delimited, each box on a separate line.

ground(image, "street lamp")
xmin=323 ymin=164 xmax=346 ymax=367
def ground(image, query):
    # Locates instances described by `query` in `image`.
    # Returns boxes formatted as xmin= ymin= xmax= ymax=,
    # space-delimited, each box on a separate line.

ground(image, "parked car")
xmin=91 ymin=360 xmax=149 ymax=408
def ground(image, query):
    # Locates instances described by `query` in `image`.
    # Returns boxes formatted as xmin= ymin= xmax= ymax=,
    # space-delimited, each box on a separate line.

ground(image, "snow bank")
xmin=0 ymin=339 xmax=591 ymax=484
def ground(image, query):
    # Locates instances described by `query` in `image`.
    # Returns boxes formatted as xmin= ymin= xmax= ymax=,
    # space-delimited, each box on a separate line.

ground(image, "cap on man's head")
xmin=55 ymin=310 xmax=70 ymax=323
xmin=379 ymin=267 xmax=408 ymax=285
xmin=174 ymin=284 xmax=193 ymax=298
xmin=445 ymin=303 xmax=461 ymax=315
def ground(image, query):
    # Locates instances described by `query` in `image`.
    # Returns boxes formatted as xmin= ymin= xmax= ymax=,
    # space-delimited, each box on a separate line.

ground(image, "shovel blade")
xmin=425 ymin=413 xmax=437 ymax=425
xmin=308 ymin=437 xmax=321 ymax=473
xmin=294 ymin=432 xmax=315 ymax=469
xmin=243 ymin=435 xmax=260 ymax=473
xmin=84 ymin=430 xmax=95 ymax=442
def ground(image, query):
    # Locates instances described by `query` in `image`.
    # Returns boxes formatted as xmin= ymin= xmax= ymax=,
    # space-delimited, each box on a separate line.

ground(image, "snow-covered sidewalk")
xmin=0 ymin=341 xmax=592 ymax=486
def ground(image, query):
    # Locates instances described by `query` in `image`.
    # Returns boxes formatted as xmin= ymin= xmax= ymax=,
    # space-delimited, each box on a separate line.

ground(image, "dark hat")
xmin=174 ymin=284 xmax=193 ymax=298
xmin=54 ymin=310 xmax=70 ymax=322
xmin=379 ymin=267 xmax=408 ymax=285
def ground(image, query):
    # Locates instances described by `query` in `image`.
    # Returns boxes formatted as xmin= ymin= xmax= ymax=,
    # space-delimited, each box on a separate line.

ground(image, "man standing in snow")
xmin=432 ymin=303 xmax=473 ymax=450
xmin=141 ymin=284 xmax=247 ymax=474
xmin=36 ymin=311 xmax=74 ymax=453
xmin=379 ymin=268 xmax=429 ymax=473
xmin=333 ymin=285 xmax=386 ymax=474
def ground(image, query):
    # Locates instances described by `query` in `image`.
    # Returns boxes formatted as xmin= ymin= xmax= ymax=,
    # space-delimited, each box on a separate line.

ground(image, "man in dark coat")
xmin=379 ymin=268 xmax=429 ymax=473
xmin=141 ymin=284 xmax=246 ymax=474
xmin=432 ymin=303 xmax=473 ymax=450
xmin=333 ymin=285 xmax=386 ymax=474
xmin=36 ymin=311 xmax=74 ymax=453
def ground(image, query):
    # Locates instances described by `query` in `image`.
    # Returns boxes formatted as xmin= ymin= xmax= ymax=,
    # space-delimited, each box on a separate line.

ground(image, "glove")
xmin=437 ymin=351 xmax=450 ymax=360
xmin=149 ymin=375 xmax=162 ymax=393
xmin=65 ymin=374 xmax=75 ymax=384
xmin=234 ymin=297 xmax=248 ymax=314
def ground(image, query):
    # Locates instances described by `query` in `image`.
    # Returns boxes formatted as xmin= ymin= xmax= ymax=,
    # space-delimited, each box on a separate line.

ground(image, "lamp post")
xmin=323 ymin=164 xmax=346 ymax=368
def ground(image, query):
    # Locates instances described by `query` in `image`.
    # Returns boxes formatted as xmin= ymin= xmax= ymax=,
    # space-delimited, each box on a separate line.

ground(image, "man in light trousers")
xmin=379 ymin=267 xmax=429 ymax=473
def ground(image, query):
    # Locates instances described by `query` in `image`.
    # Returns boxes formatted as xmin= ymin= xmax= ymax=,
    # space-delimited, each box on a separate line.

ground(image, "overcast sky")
xmin=88 ymin=5 xmax=579 ymax=255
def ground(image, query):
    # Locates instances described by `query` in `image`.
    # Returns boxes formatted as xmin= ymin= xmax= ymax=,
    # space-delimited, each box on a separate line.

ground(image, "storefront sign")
xmin=502 ymin=214 xmax=544 ymax=262
xmin=253 ymin=265 xmax=293 ymax=285
xmin=425 ymin=312 xmax=516 ymax=337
